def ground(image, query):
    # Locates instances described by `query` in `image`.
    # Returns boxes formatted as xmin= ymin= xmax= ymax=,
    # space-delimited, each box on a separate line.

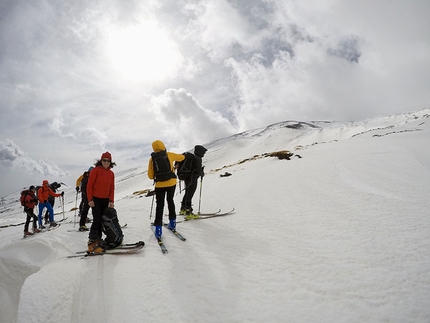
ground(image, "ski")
xmin=22 ymin=224 xmax=61 ymax=239
xmin=75 ymin=241 xmax=144 ymax=254
xmin=156 ymin=237 xmax=169 ymax=254
xmin=22 ymin=233 xmax=36 ymax=239
xmin=69 ymin=241 xmax=145 ymax=258
xmin=198 ymin=209 xmax=221 ymax=216
xmin=151 ymin=224 xmax=169 ymax=254
xmin=163 ymin=224 xmax=186 ymax=241
xmin=57 ymin=217 xmax=68 ymax=223
xmin=41 ymin=224 xmax=61 ymax=232
xmin=177 ymin=208 xmax=235 ymax=223
xmin=173 ymin=209 xmax=221 ymax=217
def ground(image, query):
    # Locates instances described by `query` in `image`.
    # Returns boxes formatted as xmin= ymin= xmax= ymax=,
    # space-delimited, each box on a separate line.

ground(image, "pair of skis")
xmin=151 ymin=224 xmax=186 ymax=254
xmin=176 ymin=208 xmax=235 ymax=223
xmin=22 ymin=224 xmax=62 ymax=239
xmin=154 ymin=208 xmax=234 ymax=254
xmin=67 ymin=241 xmax=145 ymax=258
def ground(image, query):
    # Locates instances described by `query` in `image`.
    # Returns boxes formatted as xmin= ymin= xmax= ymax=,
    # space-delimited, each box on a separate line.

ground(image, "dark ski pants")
xmin=24 ymin=208 xmax=38 ymax=232
xmin=181 ymin=176 xmax=198 ymax=211
xmin=154 ymin=185 xmax=176 ymax=226
xmin=88 ymin=197 xmax=109 ymax=241
xmin=79 ymin=194 xmax=90 ymax=227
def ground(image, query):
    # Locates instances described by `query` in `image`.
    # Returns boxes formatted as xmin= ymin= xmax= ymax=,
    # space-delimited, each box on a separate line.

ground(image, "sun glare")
xmin=106 ymin=22 xmax=183 ymax=82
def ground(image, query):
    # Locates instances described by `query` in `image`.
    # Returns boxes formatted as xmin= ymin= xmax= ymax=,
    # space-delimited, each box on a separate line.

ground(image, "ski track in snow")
xmin=1 ymin=109 xmax=430 ymax=323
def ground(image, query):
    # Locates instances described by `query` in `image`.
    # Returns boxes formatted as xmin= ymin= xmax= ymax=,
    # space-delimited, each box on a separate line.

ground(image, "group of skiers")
xmin=147 ymin=141 xmax=207 ymax=239
xmin=20 ymin=142 xmax=207 ymax=254
xmin=21 ymin=180 xmax=65 ymax=237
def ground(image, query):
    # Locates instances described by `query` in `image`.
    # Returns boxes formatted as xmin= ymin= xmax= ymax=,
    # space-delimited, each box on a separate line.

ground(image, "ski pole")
xmin=149 ymin=193 xmax=155 ymax=220
xmin=74 ymin=191 xmax=78 ymax=227
xmin=197 ymin=177 xmax=203 ymax=215
xmin=62 ymin=195 xmax=65 ymax=221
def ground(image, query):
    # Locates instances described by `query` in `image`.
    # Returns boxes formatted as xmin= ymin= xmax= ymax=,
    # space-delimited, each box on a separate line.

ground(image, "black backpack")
xmin=177 ymin=152 xmax=196 ymax=181
xmin=81 ymin=172 xmax=89 ymax=195
xmin=102 ymin=208 xmax=123 ymax=249
xmin=151 ymin=150 xmax=176 ymax=182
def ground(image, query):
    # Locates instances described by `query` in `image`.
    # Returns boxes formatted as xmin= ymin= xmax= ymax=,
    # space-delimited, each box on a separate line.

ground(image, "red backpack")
xmin=20 ymin=190 xmax=30 ymax=207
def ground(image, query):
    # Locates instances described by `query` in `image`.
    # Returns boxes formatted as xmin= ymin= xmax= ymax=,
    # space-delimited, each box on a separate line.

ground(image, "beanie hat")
xmin=29 ymin=185 xmax=35 ymax=191
xmin=43 ymin=180 xmax=49 ymax=185
xmin=101 ymin=151 xmax=112 ymax=160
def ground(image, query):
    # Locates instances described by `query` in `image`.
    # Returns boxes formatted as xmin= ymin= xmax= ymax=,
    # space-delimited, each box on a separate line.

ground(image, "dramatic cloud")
xmin=150 ymin=88 xmax=235 ymax=150
xmin=0 ymin=0 xmax=429 ymax=196
xmin=0 ymin=139 xmax=68 ymax=177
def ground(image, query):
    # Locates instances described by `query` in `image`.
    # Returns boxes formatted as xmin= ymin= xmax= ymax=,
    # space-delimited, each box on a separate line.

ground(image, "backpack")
xmin=81 ymin=172 xmax=89 ymax=195
xmin=177 ymin=152 xmax=196 ymax=181
xmin=47 ymin=182 xmax=61 ymax=203
xmin=102 ymin=208 xmax=123 ymax=249
xmin=20 ymin=190 xmax=30 ymax=207
xmin=151 ymin=150 xmax=176 ymax=182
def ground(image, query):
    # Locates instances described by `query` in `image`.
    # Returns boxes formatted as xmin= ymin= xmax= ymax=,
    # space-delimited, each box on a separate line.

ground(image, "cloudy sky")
xmin=1 ymin=0 xmax=429 ymax=198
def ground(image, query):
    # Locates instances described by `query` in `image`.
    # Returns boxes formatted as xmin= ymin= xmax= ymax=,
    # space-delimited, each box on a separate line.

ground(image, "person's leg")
xmin=79 ymin=196 xmax=90 ymax=227
xmin=45 ymin=202 xmax=55 ymax=222
xmin=88 ymin=197 xmax=104 ymax=241
xmin=186 ymin=178 xmax=198 ymax=213
xmin=37 ymin=204 xmax=45 ymax=227
xmin=154 ymin=188 xmax=166 ymax=226
xmin=182 ymin=178 xmax=193 ymax=210
xmin=24 ymin=210 xmax=31 ymax=232
xmin=166 ymin=185 xmax=177 ymax=221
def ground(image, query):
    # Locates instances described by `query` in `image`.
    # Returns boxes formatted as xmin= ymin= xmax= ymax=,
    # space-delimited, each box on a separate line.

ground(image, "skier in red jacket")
xmin=86 ymin=151 xmax=116 ymax=253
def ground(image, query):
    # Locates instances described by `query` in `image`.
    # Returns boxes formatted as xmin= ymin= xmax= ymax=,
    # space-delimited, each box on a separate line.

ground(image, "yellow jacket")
xmin=147 ymin=140 xmax=185 ymax=188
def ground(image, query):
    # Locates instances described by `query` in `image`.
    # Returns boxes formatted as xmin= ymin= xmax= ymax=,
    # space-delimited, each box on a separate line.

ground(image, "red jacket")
xmin=87 ymin=166 xmax=115 ymax=202
xmin=24 ymin=191 xmax=38 ymax=209
xmin=38 ymin=182 xmax=61 ymax=203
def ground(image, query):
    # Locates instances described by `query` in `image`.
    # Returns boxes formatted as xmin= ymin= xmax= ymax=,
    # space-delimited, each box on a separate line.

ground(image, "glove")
xmin=61 ymin=191 xmax=65 ymax=196
xmin=44 ymin=200 xmax=47 ymax=203
xmin=75 ymin=186 xmax=80 ymax=193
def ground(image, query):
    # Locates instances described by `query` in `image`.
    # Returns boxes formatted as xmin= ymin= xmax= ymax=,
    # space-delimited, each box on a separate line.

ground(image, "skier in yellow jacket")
xmin=147 ymin=140 xmax=184 ymax=238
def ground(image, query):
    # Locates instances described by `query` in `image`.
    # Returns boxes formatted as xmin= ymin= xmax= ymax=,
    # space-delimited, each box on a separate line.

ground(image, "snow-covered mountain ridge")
xmin=1 ymin=108 xmax=429 ymax=323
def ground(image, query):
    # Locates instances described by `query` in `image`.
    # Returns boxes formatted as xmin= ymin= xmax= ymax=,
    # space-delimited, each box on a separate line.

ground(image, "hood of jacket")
xmin=194 ymin=145 xmax=207 ymax=158
xmin=152 ymin=140 xmax=166 ymax=152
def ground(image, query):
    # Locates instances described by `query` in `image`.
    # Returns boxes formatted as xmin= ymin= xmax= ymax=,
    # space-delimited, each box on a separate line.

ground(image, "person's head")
xmin=100 ymin=151 xmax=111 ymax=169
xmin=194 ymin=145 xmax=207 ymax=158
xmin=152 ymin=140 xmax=166 ymax=152
xmin=95 ymin=151 xmax=115 ymax=169
xmin=29 ymin=185 xmax=36 ymax=192
xmin=42 ymin=180 xmax=49 ymax=187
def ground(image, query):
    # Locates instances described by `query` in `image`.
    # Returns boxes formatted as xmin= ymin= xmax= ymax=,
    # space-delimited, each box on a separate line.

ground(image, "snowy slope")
xmin=1 ymin=109 xmax=429 ymax=323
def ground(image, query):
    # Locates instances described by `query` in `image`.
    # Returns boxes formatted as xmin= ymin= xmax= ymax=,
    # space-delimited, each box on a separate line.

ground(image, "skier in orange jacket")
xmin=37 ymin=180 xmax=64 ymax=229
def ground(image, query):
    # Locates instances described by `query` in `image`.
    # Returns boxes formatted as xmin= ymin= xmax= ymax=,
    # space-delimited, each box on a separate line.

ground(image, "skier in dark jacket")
xmin=180 ymin=145 xmax=207 ymax=219
xmin=75 ymin=167 xmax=93 ymax=231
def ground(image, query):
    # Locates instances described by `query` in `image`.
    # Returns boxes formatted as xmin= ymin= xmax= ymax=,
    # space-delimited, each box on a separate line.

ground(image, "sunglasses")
xmin=102 ymin=159 xmax=111 ymax=163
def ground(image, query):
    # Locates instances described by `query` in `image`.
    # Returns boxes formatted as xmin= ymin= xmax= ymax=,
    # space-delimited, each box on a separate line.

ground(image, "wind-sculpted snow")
xmin=0 ymin=108 xmax=429 ymax=323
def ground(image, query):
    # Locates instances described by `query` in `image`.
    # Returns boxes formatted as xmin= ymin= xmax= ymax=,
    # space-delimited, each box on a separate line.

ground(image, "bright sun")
xmin=106 ymin=22 xmax=183 ymax=82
